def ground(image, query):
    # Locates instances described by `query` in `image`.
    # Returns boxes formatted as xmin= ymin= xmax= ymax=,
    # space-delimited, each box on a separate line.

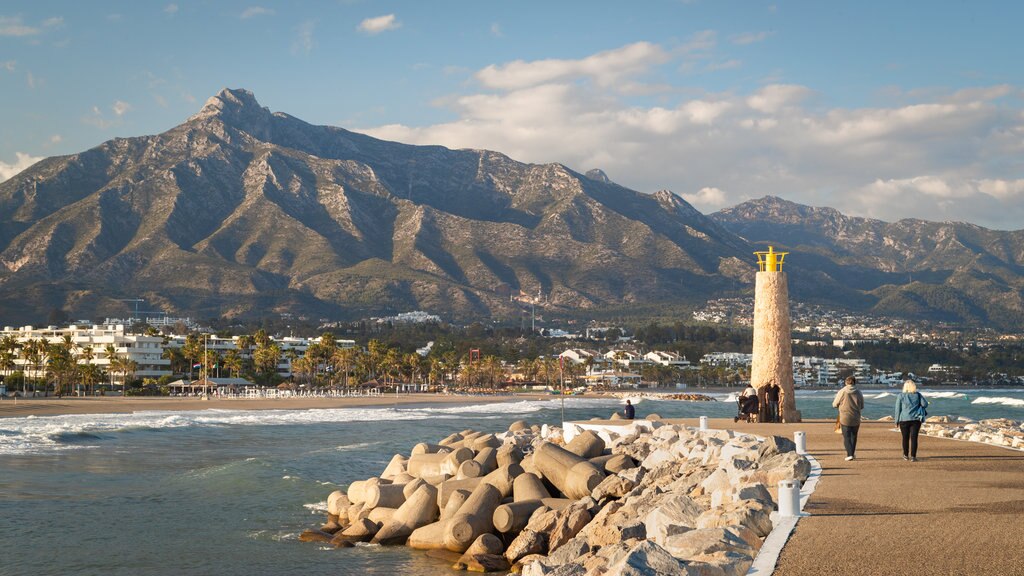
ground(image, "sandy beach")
xmin=0 ymin=393 xmax=558 ymax=419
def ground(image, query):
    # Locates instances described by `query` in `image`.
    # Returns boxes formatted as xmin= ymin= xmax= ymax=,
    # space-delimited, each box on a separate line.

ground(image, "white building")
xmin=1 ymin=324 xmax=170 ymax=382
xmin=644 ymin=351 xmax=691 ymax=368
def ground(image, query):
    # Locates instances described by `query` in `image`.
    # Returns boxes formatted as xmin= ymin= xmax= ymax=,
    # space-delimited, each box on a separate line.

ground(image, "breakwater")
xmin=303 ymin=419 xmax=810 ymax=574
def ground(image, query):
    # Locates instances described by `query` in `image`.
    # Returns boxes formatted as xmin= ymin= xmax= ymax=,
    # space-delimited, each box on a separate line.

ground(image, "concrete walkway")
xmin=720 ymin=419 xmax=1024 ymax=575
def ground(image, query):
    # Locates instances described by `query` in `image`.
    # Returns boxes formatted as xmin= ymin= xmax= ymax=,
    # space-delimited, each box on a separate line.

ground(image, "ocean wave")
xmin=868 ymin=392 xmax=893 ymax=399
xmin=0 ymin=399 xmax=564 ymax=455
xmin=304 ymin=501 xmax=328 ymax=513
xmin=972 ymin=396 xmax=1024 ymax=408
xmin=923 ymin=391 xmax=965 ymax=399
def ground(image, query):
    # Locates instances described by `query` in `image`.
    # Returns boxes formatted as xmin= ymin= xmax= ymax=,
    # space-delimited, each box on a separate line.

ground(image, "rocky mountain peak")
xmin=584 ymin=168 xmax=611 ymax=183
xmin=189 ymin=87 xmax=274 ymax=133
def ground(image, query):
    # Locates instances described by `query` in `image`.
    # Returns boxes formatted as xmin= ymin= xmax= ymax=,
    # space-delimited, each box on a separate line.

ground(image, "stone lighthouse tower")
xmin=751 ymin=246 xmax=800 ymax=422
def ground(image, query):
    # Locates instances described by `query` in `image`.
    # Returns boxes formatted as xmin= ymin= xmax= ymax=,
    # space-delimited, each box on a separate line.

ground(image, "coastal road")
xmin=725 ymin=419 xmax=1024 ymax=575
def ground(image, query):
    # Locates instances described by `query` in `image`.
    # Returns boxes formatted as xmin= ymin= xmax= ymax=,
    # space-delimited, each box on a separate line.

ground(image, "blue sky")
xmin=2 ymin=1 xmax=1023 ymax=228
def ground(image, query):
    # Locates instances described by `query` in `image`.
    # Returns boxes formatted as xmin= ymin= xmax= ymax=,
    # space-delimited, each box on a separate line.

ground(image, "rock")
xmin=696 ymin=500 xmax=772 ymax=538
xmin=735 ymin=483 xmax=774 ymax=508
xmin=547 ymin=504 xmax=592 ymax=552
xmin=545 ymin=535 xmax=590 ymax=566
xmin=748 ymin=452 xmax=811 ymax=486
xmin=577 ymin=501 xmax=647 ymax=548
xmin=604 ymin=540 xmax=685 ymax=576
xmin=647 ymin=413 xmax=663 ymax=421
xmin=877 ymin=415 xmax=895 ymax=422
xmin=592 ymin=473 xmax=637 ymax=501
xmin=334 ymin=517 xmax=380 ymax=543
xmin=689 ymin=550 xmax=754 ymax=576
xmin=644 ymin=494 xmax=703 ymax=545
xmin=298 ymin=529 xmax=333 ymax=543
xmin=661 ymin=527 xmax=756 ymax=560
xmin=456 ymin=553 xmax=512 ymax=573
xmin=756 ymin=435 xmax=796 ymax=460
xmin=506 ymin=529 xmax=548 ymax=564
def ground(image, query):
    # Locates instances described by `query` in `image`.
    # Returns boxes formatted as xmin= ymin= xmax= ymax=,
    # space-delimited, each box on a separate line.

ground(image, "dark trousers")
xmin=841 ymin=425 xmax=860 ymax=457
xmin=899 ymin=420 xmax=923 ymax=457
xmin=768 ymin=401 xmax=780 ymax=422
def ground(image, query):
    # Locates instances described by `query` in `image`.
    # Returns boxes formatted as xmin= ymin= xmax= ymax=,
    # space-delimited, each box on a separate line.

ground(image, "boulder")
xmin=756 ymin=435 xmax=797 ymax=460
xmin=696 ymin=500 xmax=773 ymax=538
xmin=547 ymin=503 xmax=592 ymax=552
xmin=604 ymin=541 xmax=685 ymax=576
xmin=456 ymin=554 xmax=511 ymax=573
xmin=661 ymin=527 xmax=756 ymax=560
xmin=505 ymin=529 xmax=548 ymax=564
xmin=591 ymin=473 xmax=636 ymax=501
xmin=644 ymin=494 xmax=703 ymax=545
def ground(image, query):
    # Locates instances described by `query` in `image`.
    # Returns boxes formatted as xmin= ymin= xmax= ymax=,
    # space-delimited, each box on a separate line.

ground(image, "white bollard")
xmin=777 ymin=479 xmax=801 ymax=517
xmin=794 ymin=431 xmax=807 ymax=455
xmin=699 ymin=416 xmax=708 ymax=431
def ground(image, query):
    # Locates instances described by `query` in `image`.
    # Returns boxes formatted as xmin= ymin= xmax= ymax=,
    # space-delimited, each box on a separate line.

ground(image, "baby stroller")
xmin=734 ymin=394 xmax=759 ymax=423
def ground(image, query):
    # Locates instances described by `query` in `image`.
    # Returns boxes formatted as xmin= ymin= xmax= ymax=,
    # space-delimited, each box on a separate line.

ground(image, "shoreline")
xmin=0 ymin=393 xmax=563 ymax=419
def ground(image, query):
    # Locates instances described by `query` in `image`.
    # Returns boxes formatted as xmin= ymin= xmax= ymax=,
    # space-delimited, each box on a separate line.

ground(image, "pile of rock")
xmin=920 ymin=416 xmax=1024 ymax=450
xmin=301 ymin=420 xmax=810 ymax=575
xmin=602 ymin=392 xmax=717 ymax=403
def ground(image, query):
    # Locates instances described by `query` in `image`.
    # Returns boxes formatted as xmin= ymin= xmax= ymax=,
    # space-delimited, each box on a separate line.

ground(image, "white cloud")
xmin=112 ymin=100 xmax=131 ymax=117
xmin=358 ymin=14 xmax=400 ymax=35
xmin=26 ymin=71 xmax=38 ymax=89
xmin=164 ymin=4 xmax=179 ymax=15
xmin=730 ymin=31 xmax=772 ymax=45
xmin=241 ymin=6 xmax=274 ymax=19
xmin=292 ymin=20 xmax=315 ymax=54
xmin=42 ymin=16 xmax=63 ymax=28
xmin=359 ymin=41 xmax=1024 ymax=229
xmin=682 ymin=187 xmax=728 ymax=209
xmin=0 ymin=152 xmax=44 ymax=182
xmin=0 ymin=15 xmax=39 ymax=36
xmin=476 ymin=42 xmax=669 ymax=90
xmin=1 ymin=60 xmax=14 ymax=71
xmin=490 ymin=23 xmax=503 ymax=38
xmin=49 ymin=134 xmax=62 ymax=144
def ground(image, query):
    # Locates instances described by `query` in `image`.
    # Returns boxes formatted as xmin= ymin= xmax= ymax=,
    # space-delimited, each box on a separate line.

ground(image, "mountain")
xmin=0 ymin=88 xmax=752 ymax=324
xmin=712 ymin=196 xmax=1024 ymax=327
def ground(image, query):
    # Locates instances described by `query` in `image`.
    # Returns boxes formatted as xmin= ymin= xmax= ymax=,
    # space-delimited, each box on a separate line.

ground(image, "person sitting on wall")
xmin=623 ymin=399 xmax=635 ymax=420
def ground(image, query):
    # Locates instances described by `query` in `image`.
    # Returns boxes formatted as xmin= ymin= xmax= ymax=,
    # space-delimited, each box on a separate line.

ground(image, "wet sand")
xmin=0 ymin=393 xmax=555 ymax=419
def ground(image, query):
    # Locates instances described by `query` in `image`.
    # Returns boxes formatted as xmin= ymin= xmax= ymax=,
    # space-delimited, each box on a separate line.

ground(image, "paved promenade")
xmin=724 ymin=419 xmax=1024 ymax=575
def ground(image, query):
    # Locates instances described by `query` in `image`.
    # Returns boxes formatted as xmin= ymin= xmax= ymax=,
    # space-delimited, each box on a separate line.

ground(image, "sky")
xmin=2 ymin=1 xmax=1023 ymax=229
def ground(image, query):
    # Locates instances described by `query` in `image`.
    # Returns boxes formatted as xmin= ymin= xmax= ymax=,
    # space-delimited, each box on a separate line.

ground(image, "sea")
xmin=2 ymin=388 xmax=1023 ymax=576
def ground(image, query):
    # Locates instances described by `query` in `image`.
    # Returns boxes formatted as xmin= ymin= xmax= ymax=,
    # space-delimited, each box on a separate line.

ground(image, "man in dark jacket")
xmin=766 ymin=382 xmax=782 ymax=423
xmin=623 ymin=399 xmax=635 ymax=420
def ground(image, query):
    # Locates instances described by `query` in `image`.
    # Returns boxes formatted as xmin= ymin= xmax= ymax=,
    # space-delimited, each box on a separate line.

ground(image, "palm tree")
xmin=46 ymin=340 xmax=76 ymax=398
xmin=223 ymin=349 xmax=243 ymax=378
xmin=331 ymin=347 xmax=357 ymax=391
xmin=181 ymin=334 xmax=202 ymax=380
xmin=253 ymin=341 xmax=282 ymax=385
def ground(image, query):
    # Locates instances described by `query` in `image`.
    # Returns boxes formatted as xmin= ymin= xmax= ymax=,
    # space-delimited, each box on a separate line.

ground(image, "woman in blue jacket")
xmin=894 ymin=379 xmax=929 ymax=461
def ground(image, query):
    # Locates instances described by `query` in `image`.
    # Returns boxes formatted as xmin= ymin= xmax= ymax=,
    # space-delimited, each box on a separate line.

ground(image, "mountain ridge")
xmin=1 ymin=89 xmax=1022 ymax=329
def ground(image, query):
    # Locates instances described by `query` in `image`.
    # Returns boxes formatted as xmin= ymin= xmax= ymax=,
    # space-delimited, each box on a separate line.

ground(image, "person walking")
xmin=623 ymin=399 xmax=635 ymax=420
xmin=894 ymin=379 xmax=929 ymax=461
xmin=832 ymin=376 xmax=864 ymax=461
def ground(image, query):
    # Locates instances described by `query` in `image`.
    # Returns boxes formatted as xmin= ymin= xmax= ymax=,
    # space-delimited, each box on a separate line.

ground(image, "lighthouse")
xmin=750 ymin=246 xmax=801 ymax=422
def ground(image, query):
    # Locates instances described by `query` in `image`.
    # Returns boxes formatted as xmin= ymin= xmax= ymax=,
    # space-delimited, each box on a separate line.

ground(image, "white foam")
xmin=868 ymin=392 xmax=893 ymax=399
xmin=972 ymin=396 xmax=1024 ymax=408
xmin=0 ymin=399 xmax=562 ymax=455
xmin=922 ymin=391 xmax=966 ymax=399
xmin=304 ymin=501 xmax=328 ymax=513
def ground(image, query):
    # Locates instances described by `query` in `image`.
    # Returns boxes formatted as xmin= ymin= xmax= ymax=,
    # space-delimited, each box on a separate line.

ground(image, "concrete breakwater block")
xmin=443 ymin=482 xmax=503 ymax=552
xmin=372 ymin=483 xmax=440 ymax=545
xmin=534 ymin=442 xmax=605 ymax=500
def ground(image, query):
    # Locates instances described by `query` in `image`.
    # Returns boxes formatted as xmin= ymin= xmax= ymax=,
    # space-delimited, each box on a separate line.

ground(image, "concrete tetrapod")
xmin=381 ymin=454 xmax=408 ymax=480
xmin=564 ymin=430 xmax=606 ymax=459
xmin=480 ymin=463 xmax=523 ymax=498
xmin=411 ymin=442 xmax=450 ymax=455
xmin=347 ymin=477 xmax=382 ymax=505
xmin=443 ymin=482 xmax=503 ymax=552
xmin=589 ymin=453 xmax=636 ymax=474
xmin=455 ymin=460 xmax=484 ymax=480
xmin=473 ymin=447 xmax=498 ymax=475
xmin=407 ymin=520 xmax=449 ymax=550
xmin=364 ymin=482 xmax=408 ymax=510
xmin=492 ymin=498 xmax=572 ymax=533
xmin=512 ymin=472 xmax=551 ymax=502
xmin=438 ymin=477 xmax=483 ymax=509
xmin=371 ymin=483 xmax=440 ymax=545
xmin=497 ymin=444 xmax=524 ymax=468
xmin=533 ymin=442 xmax=606 ymax=500
xmin=441 ymin=489 xmax=471 ymax=521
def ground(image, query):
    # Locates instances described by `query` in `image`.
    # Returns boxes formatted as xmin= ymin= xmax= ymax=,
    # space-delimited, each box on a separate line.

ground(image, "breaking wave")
xmin=972 ymin=397 xmax=1024 ymax=408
